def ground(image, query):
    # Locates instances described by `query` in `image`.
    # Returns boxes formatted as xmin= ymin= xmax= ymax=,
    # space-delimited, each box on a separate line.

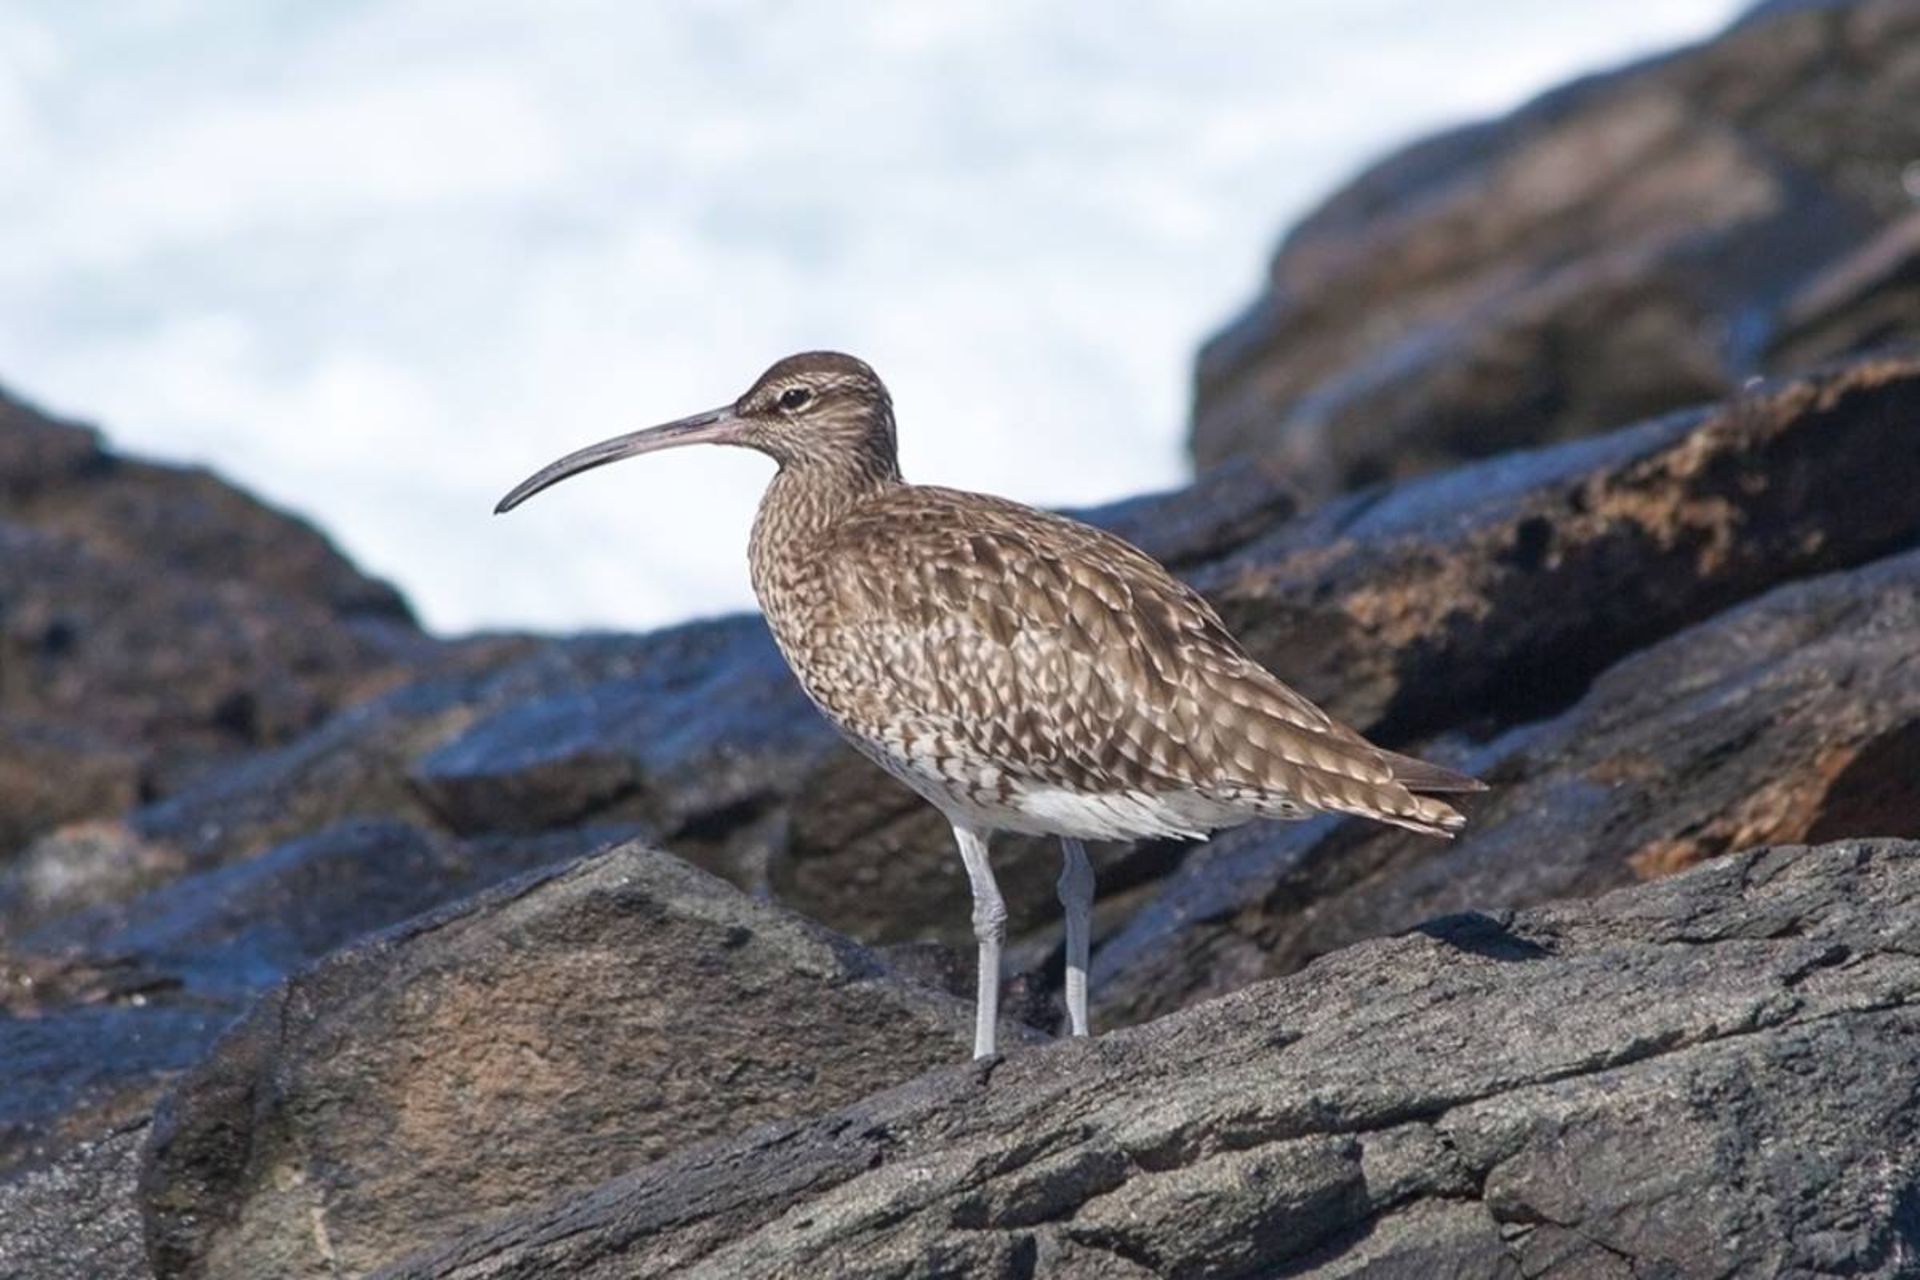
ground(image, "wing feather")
xmin=808 ymin=485 xmax=1478 ymax=838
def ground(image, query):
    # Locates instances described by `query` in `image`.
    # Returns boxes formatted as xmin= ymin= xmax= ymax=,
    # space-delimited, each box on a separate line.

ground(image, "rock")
xmin=0 ymin=1003 xmax=227 ymax=1179
xmin=0 ymin=721 xmax=142 ymax=863
xmin=0 ymin=385 xmax=442 ymax=857
xmin=0 ymin=1121 xmax=151 ymax=1280
xmin=1190 ymin=0 xmax=1920 ymax=491
xmin=380 ymin=841 xmax=1920 ymax=1280
xmin=1768 ymin=210 xmax=1920 ymax=371
xmin=1195 ymin=356 xmax=1920 ymax=742
xmin=139 ymin=841 xmax=1031 ymax=1280
xmin=1095 ymin=544 xmax=1920 ymax=1027
xmin=0 ymin=388 xmax=408 ymax=620
xmin=1067 ymin=454 xmax=1301 ymax=573
xmin=1 ymin=820 xmax=625 ymax=1174
xmin=409 ymin=617 xmax=835 ymax=888
xmin=0 ymin=621 xmax=819 ymax=935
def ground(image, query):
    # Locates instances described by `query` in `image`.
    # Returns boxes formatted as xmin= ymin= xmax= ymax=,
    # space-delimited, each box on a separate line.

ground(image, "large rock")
xmin=0 ymin=386 xmax=445 ymax=857
xmin=0 ymin=622 xmax=813 ymax=935
xmin=1096 ymin=542 xmax=1920 ymax=1026
xmin=1 ymin=820 xmax=622 ymax=1175
xmin=408 ymin=618 xmax=836 ymax=888
xmin=1196 ymin=356 xmax=1920 ymax=741
xmin=139 ymin=841 xmax=1025 ymax=1280
xmin=383 ymin=840 xmax=1920 ymax=1279
xmin=1191 ymin=0 xmax=1920 ymax=491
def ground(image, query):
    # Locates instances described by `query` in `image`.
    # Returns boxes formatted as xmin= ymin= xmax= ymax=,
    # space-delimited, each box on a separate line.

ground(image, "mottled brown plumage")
xmin=497 ymin=350 xmax=1483 ymax=1058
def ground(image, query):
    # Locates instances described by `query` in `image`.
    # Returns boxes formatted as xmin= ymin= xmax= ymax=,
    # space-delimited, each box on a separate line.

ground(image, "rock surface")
xmin=384 ymin=841 xmax=1920 ymax=1279
xmin=1190 ymin=0 xmax=1920 ymax=491
xmin=0 ymin=620 xmax=816 ymax=936
xmin=138 ymin=841 xmax=1019 ymax=1280
xmin=0 ymin=387 xmax=451 ymax=858
xmin=0 ymin=1121 xmax=150 ymax=1280
xmin=1 ymin=819 xmax=627 ymax=1174
xmin=1096 ymin=543 xmax=1920 ymax=1026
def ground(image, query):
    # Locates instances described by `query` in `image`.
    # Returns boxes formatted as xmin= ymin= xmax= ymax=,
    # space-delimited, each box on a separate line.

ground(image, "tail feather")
xmin=1235 ymin=760 xmax=1469 ymax=840
xmin=1207 ymin=666 xmax=1485 ymax=839
xmin=1310 ymin=781 xmax=1467 ymax=839
xmin=1375 ymin=748 xmax=1487 ymax=795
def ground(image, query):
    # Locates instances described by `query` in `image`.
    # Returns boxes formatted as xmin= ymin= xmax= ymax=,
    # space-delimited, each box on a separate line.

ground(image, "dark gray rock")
xmin=379 ymin=841 xmax=1920 ymax=1280
xmin=1097 ymin=542 xmax=1920 ymax=1028
xmin=1 ymin=820 xmax=624 ymax=1174
xmin=1191 ymin=0 xmax=1920 ymax=491
xmin=140 ymin=841 xmax=1033 ymax=1280
xmin=0 ymin=387 xmax=409 ymax=620
xmin=17 ymin=819 xmax=631 ymax=1007
xmin=0 ymin=1121 xmax=151 ymax=1280
xmin=0 ymin=520 xmax=423 ymax=850
xmin=409 ymin=617 xmax=835 ymax=887
xmin=0 ymin=621 xmax=814 ymax=936
xmin=0 ymin=1004 xmax=225 ymax=1179
xmin=0 ymin=385 xmax=444 ymax=857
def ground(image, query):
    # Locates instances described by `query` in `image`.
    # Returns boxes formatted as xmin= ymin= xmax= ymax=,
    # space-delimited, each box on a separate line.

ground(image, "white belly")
xmin=856 ymin=737 xmax=1254 ymax=841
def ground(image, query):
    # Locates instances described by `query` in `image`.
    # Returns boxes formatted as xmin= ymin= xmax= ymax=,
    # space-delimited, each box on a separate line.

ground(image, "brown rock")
xmin=1198 ymin=357 xmax=1920 ymax=742
xmin=140 ymin=841 xmax=1026 ymax=1280
xmin=1 ymin=820 xmax=622 ymax=1176
xmin=0 ymin=386 xmax=440 ymax=856
xmin=1191 ymin=0 xmax=1920 ymax=490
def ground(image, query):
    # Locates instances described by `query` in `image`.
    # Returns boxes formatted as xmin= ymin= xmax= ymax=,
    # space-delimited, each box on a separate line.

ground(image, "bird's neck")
xmin=748 ymin=461 xmax=899 ymax=602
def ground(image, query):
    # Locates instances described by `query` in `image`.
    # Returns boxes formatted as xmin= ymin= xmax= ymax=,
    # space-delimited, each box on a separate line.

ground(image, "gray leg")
xmin=1058 ymin=838 xmax=1095 ymax=1037
xmin=953 ymin=823 xmax=1005 ymax=1060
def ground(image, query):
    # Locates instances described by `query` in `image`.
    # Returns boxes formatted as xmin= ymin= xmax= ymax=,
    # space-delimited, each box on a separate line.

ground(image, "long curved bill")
xmin=494 ymin=407 xmax=743 ymax=514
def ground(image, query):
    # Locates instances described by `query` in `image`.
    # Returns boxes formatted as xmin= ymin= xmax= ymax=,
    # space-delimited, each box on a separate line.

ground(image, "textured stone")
xmin=380 ymin=842 xmax=1920 ymax=1280
xmin=1196 ymin=357 xmax=1920 ymax=742
xmin=1 ymin=820 xmax=621 ymax=1174
xmin=1190 ymin=0 xmax=1920 ymax=491
xmin=0 ymin=1122 xmax=151 ymax=1280
xmin=408 ymin=618 xmax=834 ymax=888
xmin=140 ymin=842 xmax=1028 ymax=1280
xmin=0 ymin=386 xmax=439 ymax=857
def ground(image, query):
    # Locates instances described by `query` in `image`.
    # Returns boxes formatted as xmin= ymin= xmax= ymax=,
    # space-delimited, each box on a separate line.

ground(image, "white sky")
xmin=0 ymin=0 xmax=1740 ymax=634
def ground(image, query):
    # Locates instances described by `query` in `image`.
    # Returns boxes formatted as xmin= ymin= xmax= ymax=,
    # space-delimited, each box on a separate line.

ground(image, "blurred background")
xmin=0 ymin=0 xmax=1739 ymax=633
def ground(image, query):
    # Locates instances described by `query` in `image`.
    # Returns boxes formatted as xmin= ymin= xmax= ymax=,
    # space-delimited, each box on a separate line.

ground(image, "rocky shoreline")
xmin=5 ymin=3 xmax=1920 ymax=1276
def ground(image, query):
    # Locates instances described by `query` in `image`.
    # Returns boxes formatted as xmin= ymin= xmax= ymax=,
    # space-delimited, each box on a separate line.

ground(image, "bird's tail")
xmin=1236 ymin=742 xmax=1486 ymax=839
xmin=1199 ymin=664 xmax=1487 ymax=839
xmin=1333 ymin=746 xmax=1484 ymax=838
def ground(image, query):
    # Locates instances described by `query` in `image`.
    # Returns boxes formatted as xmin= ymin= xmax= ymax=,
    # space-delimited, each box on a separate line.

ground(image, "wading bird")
xmin=497 ymin=352 xmax=1482 ymax=1059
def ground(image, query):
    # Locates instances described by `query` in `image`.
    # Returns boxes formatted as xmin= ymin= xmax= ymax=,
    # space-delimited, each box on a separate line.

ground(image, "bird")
xmin=496 ymin=351 xmax=1483 ymax=1060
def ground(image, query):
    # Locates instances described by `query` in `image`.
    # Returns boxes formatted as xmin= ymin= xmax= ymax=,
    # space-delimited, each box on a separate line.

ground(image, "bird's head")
xmin=495 ymin=350 xmax=899 ymax=514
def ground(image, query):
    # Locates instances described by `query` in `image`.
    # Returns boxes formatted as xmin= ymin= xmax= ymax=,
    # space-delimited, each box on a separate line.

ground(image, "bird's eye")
xmin=778 ymin=387 xmax=812 ymax=411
